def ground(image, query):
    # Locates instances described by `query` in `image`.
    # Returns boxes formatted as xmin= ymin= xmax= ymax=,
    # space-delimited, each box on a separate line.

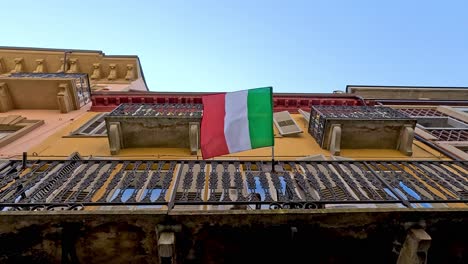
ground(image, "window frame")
xmin=0 ymin=116 xmax=44 ymax=148
xmin=68 ymin=113 xmax=108 ymax=137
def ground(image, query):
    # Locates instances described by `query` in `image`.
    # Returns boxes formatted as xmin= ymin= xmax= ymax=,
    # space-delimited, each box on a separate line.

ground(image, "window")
xmin=273 ymin=111 xmax=302 ymax=136
xmin=0 ymin=115 xmax=44 ymax=147
xmin=416 ymin=117 xmax=468 ymax=129
xmin=70 ymin=113 xmax=108 ymax=136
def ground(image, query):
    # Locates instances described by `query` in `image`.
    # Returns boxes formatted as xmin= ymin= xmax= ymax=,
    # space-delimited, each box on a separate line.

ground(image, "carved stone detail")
xmin=57 ymin=58 xmax=68 ymax=73
xmin=33 ymin=59 xmax=46 ymax=73
xmin=67 ymin=58 xmax=79 ymax=73
xmin=90 ymin=63 xmax=101 ymax=80
xmin=125 ymin=64 xmax=135 ymax=81
xmin=0 ymin=82 xmax=13 ymax=112
xmin=10 ymin=58 xmax=24 ymax=73
xmin=107 ymin=64 xmax=117 ymax=80
xmin=0 ymin=57 xmax=5 ymax=73
xmin=57 ymin=83 xmax=72 ymax=113
xmin=189 ymin=122 xmax=200 ymax=155
xmin=108 ymin=122 xmax=123 ymax=155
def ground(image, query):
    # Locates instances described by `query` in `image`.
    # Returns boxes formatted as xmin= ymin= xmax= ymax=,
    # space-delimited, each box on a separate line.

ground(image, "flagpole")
xmin=271 ymin=146 xmax=275 ymax=172
xmin=271 ymin=86 xmax=275 ymax=173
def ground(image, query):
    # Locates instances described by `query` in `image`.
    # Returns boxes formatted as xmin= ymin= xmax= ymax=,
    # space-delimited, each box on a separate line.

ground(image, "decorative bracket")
xmin=33 ymin=59 xmax=46 ymax=73
xmin=107 ymin=64 xmax=117 ymax=80
xmin=11 ymin=58 xmax=24 ymax=73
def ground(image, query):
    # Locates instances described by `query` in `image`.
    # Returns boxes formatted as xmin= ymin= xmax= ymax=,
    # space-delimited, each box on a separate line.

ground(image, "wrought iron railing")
xmin=109 ymin=103 xmax=203 ymax=117
xmin=425 ymin=129 xmax=468 ymax=141
xmin=0 ymin=160 xmax=466 ymax=211
xmin=398 ymin=108 xmax=446 ymax=117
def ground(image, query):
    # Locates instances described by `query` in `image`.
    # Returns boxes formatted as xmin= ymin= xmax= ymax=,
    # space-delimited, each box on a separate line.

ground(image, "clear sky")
xmin=3 ymin=0 xmax=468 ymax=93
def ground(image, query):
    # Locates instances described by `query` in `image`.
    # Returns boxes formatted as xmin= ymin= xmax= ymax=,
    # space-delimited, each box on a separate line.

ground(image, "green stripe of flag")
xmin=247 ymin=87 xmax=274 ymax=148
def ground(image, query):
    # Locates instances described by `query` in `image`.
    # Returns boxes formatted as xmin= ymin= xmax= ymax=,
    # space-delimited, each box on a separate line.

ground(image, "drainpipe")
xmin=63 ymin=50 xmax=72 ymax=73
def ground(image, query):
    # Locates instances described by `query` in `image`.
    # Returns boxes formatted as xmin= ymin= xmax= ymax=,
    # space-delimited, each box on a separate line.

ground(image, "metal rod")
xmin=63 ymin=51 xmax=67 ymax=72
xmin=21 ymin=152 xmax=27 ymax=169
xmin=63 ymin=50 xmax=71 ymax=73
xmin=271 ymin=146 xmax=275 ymax=172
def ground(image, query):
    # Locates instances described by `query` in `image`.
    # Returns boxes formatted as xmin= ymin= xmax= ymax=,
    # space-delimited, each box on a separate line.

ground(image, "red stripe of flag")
xmin=201 ymin=93 xmax=229 ymax=159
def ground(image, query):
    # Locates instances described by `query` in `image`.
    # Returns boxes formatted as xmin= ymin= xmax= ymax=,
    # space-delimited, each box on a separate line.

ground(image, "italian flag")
xmin=201 ymin=87 xmax=274 ymax=159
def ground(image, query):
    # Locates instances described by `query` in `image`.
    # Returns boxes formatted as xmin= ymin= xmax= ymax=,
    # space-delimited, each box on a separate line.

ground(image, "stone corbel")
xmin=0 ymin=82 xmax=13 ymax=112
xmin=57 ymin=58 xmax=68 ymax=73
xmin=157 ymin=225 xmax=181 ymax=264
xmin=67 ymin=58 xmax=79 ymax=73
xmin=397 ymin=228 xmax=431 ymax=264
xmin=398 ymin=125 xmax=414 ymax=156
xmin=90 ymin=63 xmax=101 ymax=80
xmin=158 ymin=232 xmax=175 ymax=263
xmin=10 ymin=58 xmax=24 ymax=73
xmin=327 ymin=124 xmax=341 ymax=156
xmin=107 ymin=64 xmax=117 ymax=80
xmin=108 ymin=122 xmax=123 ymax=155
xmin=189 ymin=122 xmax=200 ymax=155
xmin=57 ymin=83 xmax=72 ymax=113
xmin=33 ymin=59 xmax=46 ymax=73
xmin=125 ymin=64 xmax=135 ymax=81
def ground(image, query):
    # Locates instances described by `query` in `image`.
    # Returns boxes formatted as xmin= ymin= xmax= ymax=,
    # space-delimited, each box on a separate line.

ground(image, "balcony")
xmin=308 ymin=106 xmax=417 ymax=156
xmin=105 ymin=103 xmax=202 ymax=155
xmin=0 ymin=73 xmax=91 ymax=113
xmin=0 ymin=158 xmax=466 ymax=263
xmin=0 ymin=159 xmax=465 ymax=210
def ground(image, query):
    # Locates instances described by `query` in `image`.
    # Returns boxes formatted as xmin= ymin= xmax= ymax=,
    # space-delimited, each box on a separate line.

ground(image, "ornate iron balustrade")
xmin=0 ymin=160 xmax=466 ymax=211
xmin=109 ymin=103 xmax=203 ymax=118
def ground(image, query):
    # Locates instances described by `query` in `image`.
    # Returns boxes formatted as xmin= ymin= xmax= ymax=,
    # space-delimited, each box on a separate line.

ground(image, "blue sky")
xmin=3 ymin=0 xmax=468 ymax=92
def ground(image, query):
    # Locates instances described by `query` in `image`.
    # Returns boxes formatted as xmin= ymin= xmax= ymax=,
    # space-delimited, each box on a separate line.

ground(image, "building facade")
xmin=0 ymin=47 xmax=466 ymax=263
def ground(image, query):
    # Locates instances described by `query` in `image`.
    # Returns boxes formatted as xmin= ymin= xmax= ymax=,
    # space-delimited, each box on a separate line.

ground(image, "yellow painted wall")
xmin=28 ymin=112 xmax=448 ymax=161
